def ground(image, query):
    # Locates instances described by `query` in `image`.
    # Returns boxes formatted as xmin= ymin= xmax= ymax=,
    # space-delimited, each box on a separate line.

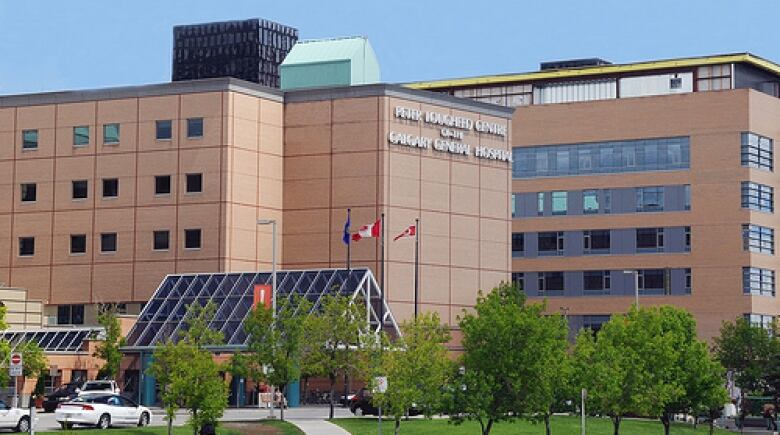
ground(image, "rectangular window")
xmin=743 ymin=267 xmax=775 ymax=296
xmin=512 ymin=136 xmax=690 ymax=179
xmin=697 ymin=64 xmax=732 ymax=91
xmin=511 ymin=193 xmax=518 ymax=218
xmin=187 ymin=118 xmax=204 ymax=138
xmin=638 ymin=269 xmax=669 ymax=294
xmin=153 ymin=230 xmax=170 ymax=251
xmin=684 ymin=184 xmax=691 ymax=210
xmin=636 ymin=186 xmax=665 ymax=212
xmin=70 ymin=234 xmax=86 ymax=255
xmin=537 ymin=192 xmax=544 ymax=215
xmin=584 ymin=230 xmax=610 ymax=253
xmin=583 ymin=190 xmax=599 ymax=214
xmin=511 ymin=233 xmax=524 ymax=257
xmin=73 ymin=126 xmax=89 ymax=146
xmin=155 ymin=175 xmax=172 ymax=195
xmin=156 ymin=120 xmax=172 ymax=140
xmin=741 ymin=132 xmax=773 ymax=171
xmin=57 ymin=304 xmax=84 ymax=325
xmin=101 ymin=233 xmax=117 ymax=253
xmin=685 ymin=226 xmax=691 ymax=252
xmin=103 ymin=123 xmax=120 ymax=144
xmin=186 ymin=173 xmax=203 ymax=194
xmin=102 ymin=178 xmax=119 ymax=198
xmin=22 ymin=129 xmax=38 ymax=150
xmin=72 ymin=180 xmax=88 ymax=200
xmin=538 ymin=272 xmax=564 ymax=295
xmin=582 ymin=315 xmax=611 ymax=333
xmin=538 ymin=231 xmax=564 ymax=255
xmin=551 ymin=191 xmax=568 ymax=215
xmin=745 ymin=313 xmax=774 ymax=330
xmin=685 ymin=268 xmax=692 ymax=294
xmin=743 ymin=224 xmax=774 ymax=254
xmin=511 ymin=272 xmax=524 ymax=291
xmin=741 ymin=181 xmax=774 ymax=213
xmin=636 ymin=228 xmax=664 ymax=252
xmin=184 ymin=229 xmax=201 ymax=249
xmin=583 ymin=270 xmax=611 ymax=293
xmin=18 ymin=237 xmax=34 ymax=257
xmin=20 ymin=183 xmax=37 ymax=202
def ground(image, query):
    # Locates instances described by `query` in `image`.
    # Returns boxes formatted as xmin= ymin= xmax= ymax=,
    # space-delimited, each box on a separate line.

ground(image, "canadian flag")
xmin=351 ymin=219 xmax=381 ymax=242
xmin=393 ymin=225 xmax=416 ymax=241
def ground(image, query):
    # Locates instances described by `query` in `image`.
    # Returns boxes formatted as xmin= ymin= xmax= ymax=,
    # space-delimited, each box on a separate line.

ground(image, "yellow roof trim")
xmin=406 ymin=54 xmax=780 ymax=90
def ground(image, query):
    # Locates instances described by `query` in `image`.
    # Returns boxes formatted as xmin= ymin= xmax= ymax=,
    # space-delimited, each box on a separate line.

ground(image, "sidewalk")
xmin=288 ymin=419 xmax=351 ymax=435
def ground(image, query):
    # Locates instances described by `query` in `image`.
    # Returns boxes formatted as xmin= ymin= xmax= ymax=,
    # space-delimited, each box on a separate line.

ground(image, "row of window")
xmin=20 ymin=118 xmax=205 ymax=150
xmin=741 ymin=132 xmax=773 ymax=171
xmin=512 ymin=268 xmax=691 ymax=296
xmin=18 ymin=173 xmax=203 ymax=202
xmin=512 ymin=136 xmax=690 ymax=179
xmin=743 ymin=267 xmax=775 ymax=296
xmin=518 ymin=185 xmax=691 ymax=217
xmin=743 ymin=224 xmax=775 ymax=255
xmin=742 ymin=181 xmax=774 ymax=212
xmin=16 ymin=229 xmax=202 ymax=256
xmin=512 ymin=226 xmax=690 ymax=257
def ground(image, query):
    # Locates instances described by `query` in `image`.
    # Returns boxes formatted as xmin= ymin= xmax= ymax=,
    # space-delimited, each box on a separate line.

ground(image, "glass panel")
xmin=73 ymin=126 xmax=89 ymax=146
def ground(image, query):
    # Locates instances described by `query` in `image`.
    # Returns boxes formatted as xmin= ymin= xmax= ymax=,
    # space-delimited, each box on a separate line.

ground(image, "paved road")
xmin=30 ymin=405 xmax=354 ymax=431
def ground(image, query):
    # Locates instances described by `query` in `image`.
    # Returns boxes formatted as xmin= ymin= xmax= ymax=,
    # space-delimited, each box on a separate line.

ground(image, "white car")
xmin=55 ymin=394 xmax=151 ymax=429
xmin=78 ymin=380 xmax=120 ymax=396
xmin=0 ymin=399 xmax=30 ymax=432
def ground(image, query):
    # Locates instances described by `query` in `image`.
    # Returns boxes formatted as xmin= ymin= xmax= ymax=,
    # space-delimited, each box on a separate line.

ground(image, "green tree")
xmin=373 ymin=312 xmax=452 ymax=435
xmin=305 ymin=294 xmax=369 ymax=420
xmin=239 ymin=296 xmax=312 ymax=421
xmin=147 ymin=302 xmax=228 ymax=435
xmin=450 ymin=282 xmax=570 ymax=435
xmin=93 ymin=307 xmax=126 ymax=380
xmin=17 ymin=341 xmax=47 ymax=380
xmin=714 ymin=317 xmax=776 ymax=395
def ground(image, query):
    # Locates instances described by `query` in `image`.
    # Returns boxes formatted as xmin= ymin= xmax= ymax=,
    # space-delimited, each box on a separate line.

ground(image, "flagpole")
xmin=347 ymin=208 xmax=351 ymax=271
xmin=414 ymin=217 xmax=419 ymax=319
xmin=380 ymin=212 xmax=385 ymax=329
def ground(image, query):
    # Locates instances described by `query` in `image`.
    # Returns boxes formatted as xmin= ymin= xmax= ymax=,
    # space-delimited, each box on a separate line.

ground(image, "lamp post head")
xmin=257 ymin=219 xmax=276 ymax=225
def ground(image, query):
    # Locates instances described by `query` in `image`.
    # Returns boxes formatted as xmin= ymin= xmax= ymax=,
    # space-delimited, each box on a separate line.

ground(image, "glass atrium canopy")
xmin=0 ymin=327 xmax=104 ymax=354
xmin=123 ymin=268 xmax=399 ymax=352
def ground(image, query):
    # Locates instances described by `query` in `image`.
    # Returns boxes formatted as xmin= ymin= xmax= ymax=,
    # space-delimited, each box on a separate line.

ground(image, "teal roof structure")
xmin=280 ymin=37 xmax=380 ymax=90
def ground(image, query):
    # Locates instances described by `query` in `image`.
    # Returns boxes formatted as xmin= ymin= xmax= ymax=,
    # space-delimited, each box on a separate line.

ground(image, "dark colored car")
xmin=43 ymin=382 xmax=82 ymax=413
xmin=349 ymin=388 xmax=421 ymax=417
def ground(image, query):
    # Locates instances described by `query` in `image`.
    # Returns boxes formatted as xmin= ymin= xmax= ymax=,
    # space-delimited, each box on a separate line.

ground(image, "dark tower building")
xmin=172 ymin=18 xmax=298 ymax=87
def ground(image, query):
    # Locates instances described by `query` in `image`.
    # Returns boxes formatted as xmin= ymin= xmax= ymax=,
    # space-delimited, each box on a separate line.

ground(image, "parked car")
xmin=349 ymin=388 xmax=421 ymax=417
xmin=78 ymin=380 xmax=120 ymax=396
xmin=55 ymin=393 xmax=151 ymax=429
xmin=42 ymin=382 xmax=83 ymax=413
xmin=0 ymin=399 xmax=31 ymax=432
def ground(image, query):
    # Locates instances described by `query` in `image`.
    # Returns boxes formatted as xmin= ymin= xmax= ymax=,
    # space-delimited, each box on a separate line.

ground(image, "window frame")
xmin=636 ymin=227 xmax=665 ymax=252
xmin=102 ymin=178 xmax=119 ymax=199
xmin=154 ymin=175 xmax=172 ymax=196
xmin=551 ymin=191 xmax=568 ymax=215
xmin=743 ymin=267 xmax=775 ymax=297
xmin=741 ymin=132 xmax=773 ymax=172
xmin=636 ymin=186 xmax=665 ymax=212
xmin=153 ymin=230 xmax=170 ymax=251
xmin=537 ymin=271 xmax=565 ymax=295
xmin=184 ymin=228 xmax=202 ymax=250
xmin=155 ymin=120 xmax=173 ymax=141
xmin=741 ymin=181 xmax=774 ymax=213
xmin=103 ymin=123 xmax=120 ymax=145
xmin=187 ymin=117 xmax=204 ymax=139
xmin=583 ymin=270 xmax=611 ymax=294
xmin=22 ymin=129 xmax=38 ymax=150
xmin=743 ymin=224 xmax=775 ymax=255
xmin=73 ymin=126 xmax=90 ymax=147
xmin=100 ymin=232 xmax=118 ymax=254
xmin=583 ymin=230 xmax=610 ymax=254
xmin=185 ymin=173 xmax=203 ymax=194
xmin=72 ymin=180 xmax=88 ymax=200
xmin=511 ymin=233 xmax=524 ymax=257
xmin=70 ymin=234 xmax=87 ymax=255
xmin=18 ymin=237 xmax=35 ymax=257
xmin=20 ymin=183 xmax=37 ymax=203
xmin=538 ymin=231 xmax=564 ymax=256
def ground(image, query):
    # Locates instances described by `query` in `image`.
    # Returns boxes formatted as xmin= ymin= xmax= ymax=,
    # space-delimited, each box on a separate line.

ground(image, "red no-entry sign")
xmin=10 ymin=354 xmax=21 ymax=365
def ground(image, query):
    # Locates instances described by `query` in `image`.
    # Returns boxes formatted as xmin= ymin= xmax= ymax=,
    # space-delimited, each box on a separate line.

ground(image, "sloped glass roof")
xmin=0 ymin=327 xmax=104 ymax=353
xmin=123 ymin=268 xmax=399 ymax=351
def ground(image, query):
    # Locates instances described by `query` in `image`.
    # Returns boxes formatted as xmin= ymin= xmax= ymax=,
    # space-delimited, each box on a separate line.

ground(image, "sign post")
xmin=9 ymin=353 xmax=23 ymax=408
xmin=374 ymin=376 xmax=387 ymax=435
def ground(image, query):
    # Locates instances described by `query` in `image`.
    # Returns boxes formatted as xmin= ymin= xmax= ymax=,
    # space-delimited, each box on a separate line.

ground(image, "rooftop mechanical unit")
xmin=540 ymin=58 xmax=612 ymax=71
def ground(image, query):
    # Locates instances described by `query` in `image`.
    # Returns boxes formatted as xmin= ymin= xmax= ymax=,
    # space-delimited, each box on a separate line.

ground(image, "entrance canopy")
xmin=123 ymin=268 xmax=399 ymax=352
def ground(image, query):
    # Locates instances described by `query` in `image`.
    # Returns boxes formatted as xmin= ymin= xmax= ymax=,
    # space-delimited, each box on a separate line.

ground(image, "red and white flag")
xmin=351 ymin=219 xmax=381 ymax=242
xmin=393 ymin=225 xmax=416 ymax=241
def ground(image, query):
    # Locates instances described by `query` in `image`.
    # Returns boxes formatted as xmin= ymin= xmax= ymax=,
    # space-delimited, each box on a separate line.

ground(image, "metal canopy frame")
xmin=0 ymin=327 xmax=104 ymax=354
xmin=122 ymin=267 xmax=400 ymax=352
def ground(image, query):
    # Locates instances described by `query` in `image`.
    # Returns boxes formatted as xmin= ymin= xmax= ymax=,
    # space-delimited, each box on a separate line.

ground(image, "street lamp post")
xmin=623 ymin=270 xmax=639 ymax=308
xmin=257 ymin=219 xmax=277 ymax=418
xmin=257 ymin=219 xmax=277 ymax=318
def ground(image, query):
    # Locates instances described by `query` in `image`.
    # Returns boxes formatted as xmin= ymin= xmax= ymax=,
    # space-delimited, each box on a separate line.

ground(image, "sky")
xmin=1 ymin=0 xmax=779 ymax=94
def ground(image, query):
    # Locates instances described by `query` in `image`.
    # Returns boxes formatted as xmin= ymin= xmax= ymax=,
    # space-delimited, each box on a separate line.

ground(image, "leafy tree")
xmin=305 ymin=294 xmax=369 ymax=419
xmin=714 ymin=317 xmax=776 ymax=395
xmin=239 ymin=296 xmax=313 ymax=421
xmin=451 ymin=282 xmax=570 ymax=435
xmin=93 ymin=307 xmax=126 ymax=380
xmin=17 ymin=341 xmax=47 ymax=380
xmin=148 ymin=302 xmax=228 ymax=435
xmin=373 ymin=312 xmax=452 ymax=435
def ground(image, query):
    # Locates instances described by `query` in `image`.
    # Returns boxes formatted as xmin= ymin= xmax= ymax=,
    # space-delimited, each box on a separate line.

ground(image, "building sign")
xmin=389 ymin=106 xmax=512 ymax=163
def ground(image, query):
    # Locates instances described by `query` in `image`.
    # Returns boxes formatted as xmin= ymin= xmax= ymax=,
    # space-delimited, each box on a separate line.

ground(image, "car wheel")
xmin=60 ymin=422 xmax=73 ymax=430
xmin=138 ymin=411 xmax=150 ymax=427
xmin=354 ymin=407 xmax=364 ymax=416
xmin=15 ymin=416 xmax=29 ymax=433
xmin=97 ymin=413 xmax=111 ymax=429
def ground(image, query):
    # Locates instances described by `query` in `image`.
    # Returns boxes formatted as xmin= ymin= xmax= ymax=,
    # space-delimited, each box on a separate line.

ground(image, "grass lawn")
xmin=36 ymin=420 xmax=303 ymax=435
xmin=334 ymin=415 xmax=731 ymax=435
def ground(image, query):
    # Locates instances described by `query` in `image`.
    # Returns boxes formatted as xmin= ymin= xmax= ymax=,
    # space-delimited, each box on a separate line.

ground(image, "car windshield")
xmin=83 ymin=382 xmax=112 ymax=391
